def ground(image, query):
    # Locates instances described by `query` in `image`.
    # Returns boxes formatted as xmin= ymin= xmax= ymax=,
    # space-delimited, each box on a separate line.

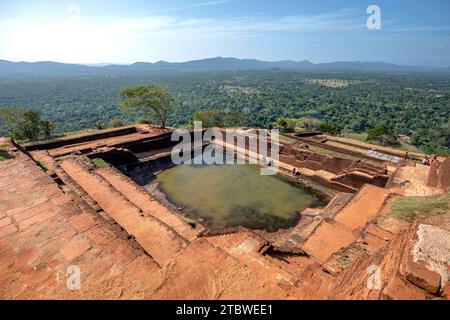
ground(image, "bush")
xmin=320 ymin=121 xmax=343 ymax=136
xmin=273 ymin=118 xmax=294 ymax=133
xmin=366 ymin=126 xmax=387 ymax=141
xmin=366 ymin=125 xmax=399 ymax=146
xmin=40 ymin=119 xmax=55 ymax=139
xmin=91 ymin=158 xmax=110 ymax=168
xmin=0 ymin=106 xmax=56 ymax=142
xmin=109 ymin=118 xmax=124 ymax=128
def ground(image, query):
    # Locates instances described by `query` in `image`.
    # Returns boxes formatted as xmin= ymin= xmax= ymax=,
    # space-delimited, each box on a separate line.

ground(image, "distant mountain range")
xmin=1 ymin=57 xmax=449 ymax=77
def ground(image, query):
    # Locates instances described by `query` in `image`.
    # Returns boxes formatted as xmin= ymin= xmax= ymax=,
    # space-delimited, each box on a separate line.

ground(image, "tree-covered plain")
xmin=0 ymin=70 xmax=448 ymax=154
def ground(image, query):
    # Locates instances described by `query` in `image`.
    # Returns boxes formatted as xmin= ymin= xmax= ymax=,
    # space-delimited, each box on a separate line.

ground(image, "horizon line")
xmin=1 ymin=56 xmax=449 ymax=69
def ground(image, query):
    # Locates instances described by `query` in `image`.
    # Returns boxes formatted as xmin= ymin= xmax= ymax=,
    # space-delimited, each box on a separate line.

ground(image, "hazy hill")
xmin=1 ymin=57 xmax=449 ymax=77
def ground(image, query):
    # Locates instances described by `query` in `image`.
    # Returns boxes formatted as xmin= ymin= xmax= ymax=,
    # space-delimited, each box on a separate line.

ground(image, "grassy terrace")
xmin=387 ymin=192 xmax=450 ymax=222
xmin=306 ymin=144 xmax=362 ymax=161
xmin=280 ymin=133 xmax=376 ymax=162
xmin=331 ymin=133 xmax=424 ymax=158
xmin=281 ymin=129 xmax=425 ymax=164
xmin=339 ymin=132 xmax=423 ymax=154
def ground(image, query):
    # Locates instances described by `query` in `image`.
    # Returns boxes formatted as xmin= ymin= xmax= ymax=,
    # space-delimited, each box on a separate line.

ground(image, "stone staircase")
xmin=299 ymin=185 xmax=392 ymax=265
xmin=333 ymin=184 xmax=391 ymax=231
xmin=255 ymin=185 xmax=392 ymax=274
xmin=264 ymin=192 xmax=354 ymax=253
xmin=205 ymin=231 xmax=300 ymax=289
xmin=96 ymin=166 xmax=203 ymax=241
xmin=59 ymin=156 xmax=189 ymax=266
xmin=199 ymin=185 xmax=396 ymax=298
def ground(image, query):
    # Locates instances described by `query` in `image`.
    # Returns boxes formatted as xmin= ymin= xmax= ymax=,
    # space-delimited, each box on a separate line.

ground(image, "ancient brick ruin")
xmin=0 ymin=125 xmax=448 ymax=299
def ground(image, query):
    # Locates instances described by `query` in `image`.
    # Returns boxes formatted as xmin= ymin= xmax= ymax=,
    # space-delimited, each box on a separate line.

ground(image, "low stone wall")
xmin=25 ymin=126 xmax=138 ymax=151
xmin=293 ymin=135 xmax=388 ymax=162
xmin=440 ymin=158 xmax=450 ymax=192
xmin=332 ymin=172 xmax=388 ymax=189
xmin=428 ymin=157 xmax=450 ymax=192
xmin=120 ymin=132 xmax=174 ymax=152
xmin=87 ymin=148 xmax=139 ymax=167
xmin=280 ymin=146 xmax=388 ymax=186
xmin=281 ymin=147 xmax=354 ymax=174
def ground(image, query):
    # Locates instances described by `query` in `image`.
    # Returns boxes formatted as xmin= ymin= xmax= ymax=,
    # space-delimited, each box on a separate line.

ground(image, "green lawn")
xmin=387 ymin=192 xmax=449 ymax=222
xmin=397 ymin=140 xmax=423 ymax=153
xmin=340 ymin=131 xmax=422 ymax=154
xmin=339 ymin=132 xmax=368 ymax=142
xmin=307 ymin=144 xmax=362 ymax=161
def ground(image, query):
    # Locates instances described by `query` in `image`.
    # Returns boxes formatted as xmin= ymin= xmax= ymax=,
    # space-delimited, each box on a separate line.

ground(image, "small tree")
xmin=109 ymin=118 xmax=124 ymax=128
xmin=320 ymin=121 xmax=344 ymax=136
xmin=119 ymin=85 xmax=175 ymax=129
xmin=366 ymin=125 xmax=399 ymax=146
xmin=40 ymin=119 xmax=55 ymax=139
xmin=273 ymin=118 xmax=294 ymax=133
xmin=0 ymin=106 xmax=55 ymax=141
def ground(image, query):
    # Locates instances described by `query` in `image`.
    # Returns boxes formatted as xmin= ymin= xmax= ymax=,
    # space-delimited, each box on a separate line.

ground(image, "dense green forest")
xmin=0 ymin=70 xmax=449 ymax=154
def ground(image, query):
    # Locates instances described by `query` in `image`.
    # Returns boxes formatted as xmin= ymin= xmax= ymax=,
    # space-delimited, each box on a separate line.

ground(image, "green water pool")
xmin=155 ymin=161 xmax=322 ymax=232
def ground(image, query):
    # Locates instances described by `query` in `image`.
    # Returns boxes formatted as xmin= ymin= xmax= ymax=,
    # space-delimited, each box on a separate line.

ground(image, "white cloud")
xmin=0 ymin=7 xmax=374 ymax=63
xmin=0 ymin=5 xmax=442 ymax=63
xmin=142 ymin=0 xmax=232 ymax=15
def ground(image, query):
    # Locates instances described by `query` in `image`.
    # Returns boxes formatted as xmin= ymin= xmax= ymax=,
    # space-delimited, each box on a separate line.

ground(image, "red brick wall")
xmin=439 ymin=157 xmax=450 ymax=192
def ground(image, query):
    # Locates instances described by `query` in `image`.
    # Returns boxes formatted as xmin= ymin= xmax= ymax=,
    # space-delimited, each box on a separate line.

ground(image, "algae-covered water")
xmin=155 ymin=161 xmax=321 ymax=231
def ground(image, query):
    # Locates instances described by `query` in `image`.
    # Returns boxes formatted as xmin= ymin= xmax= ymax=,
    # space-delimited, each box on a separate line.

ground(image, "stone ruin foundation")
xmin=0 ymin=125 xmax=448 ymax=299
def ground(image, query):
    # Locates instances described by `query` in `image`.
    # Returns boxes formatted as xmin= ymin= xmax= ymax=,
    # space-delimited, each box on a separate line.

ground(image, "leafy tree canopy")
xmin=366 ymin=125 xmax=399 ymax=146
xmin=0 ymin=106 xmax=55 ymax=141
xmin=192 ymin=109 xmax=245 ymax=128
xmin=273 ymin=118 xmax=294 ymax=133
xmin=320 ymin=120 xmax=344 ymax=136
xmin=0 ymin=70 xmax=448 ymax=155
xmin=119 ymin=85 xmax=175 ymax=128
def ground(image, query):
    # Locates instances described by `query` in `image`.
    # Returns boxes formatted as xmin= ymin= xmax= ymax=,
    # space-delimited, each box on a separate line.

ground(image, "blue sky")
xmin=0 ymin=0 xmax=449 ymax=66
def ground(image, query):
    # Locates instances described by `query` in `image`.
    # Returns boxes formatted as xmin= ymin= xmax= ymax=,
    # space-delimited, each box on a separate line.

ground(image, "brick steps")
xmin=264 ymin=192 xmax=354 ymax=254
xmin=54 ymin=167 xmax=117 ymax=225
xmin=334 ymin=184 xmax=391 ymax=231
xmin=0 ymin=145 xmax=167 ymax=299
xmin=54 ymin=167 xmax=102 ymax=213
xmin=59 ymin=157 xmax=188 ymax=266
xmin=321 ymin=192 xmax=354 ymax=219
xmin=270 ymin=216 xmax=323 ymax=253
xmin=300 ymin=185 xmax=392 ymax=265
xmin=293 ymin=168 xmax=358 ymax=193
xmin=206 ymin=231 xmax=299 ymax=289
xmin=96 ymin=167 xmax=202 ymax=241
xmin=263 ymin=253 xmax=316 ymax=278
